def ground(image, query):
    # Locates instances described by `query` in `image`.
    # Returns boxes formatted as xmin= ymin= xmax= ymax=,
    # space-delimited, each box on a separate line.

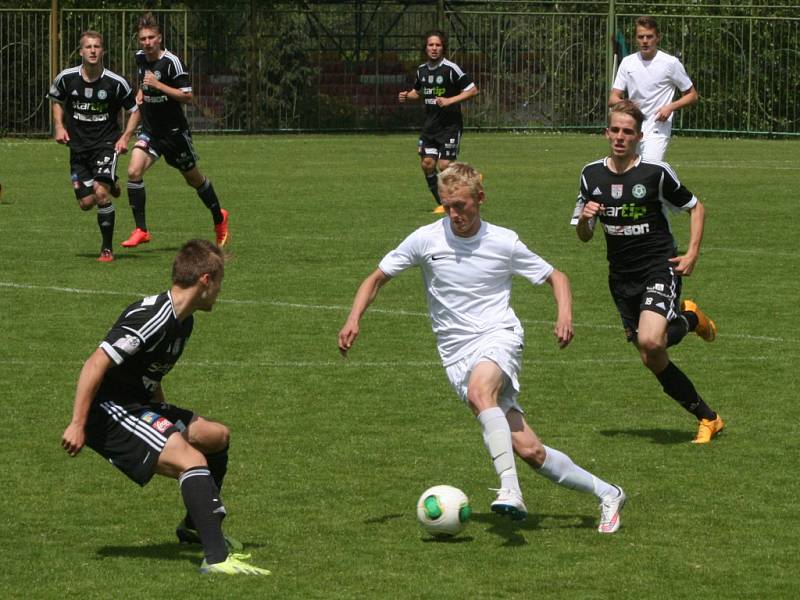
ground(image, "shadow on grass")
xmin=598 ymin=427 xmax=690 ymax=445
xmin=76 ymin=246 xmax=182 ymax=261
xmin=470 ymin=511 xmax=596 ymax=546
xmin=96 ymin=539 xmax=267 ymax=562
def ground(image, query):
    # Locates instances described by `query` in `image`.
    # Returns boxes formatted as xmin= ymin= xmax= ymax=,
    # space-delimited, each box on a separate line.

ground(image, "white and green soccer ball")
xmin=416 ymin=485 xmax=471 ymax=537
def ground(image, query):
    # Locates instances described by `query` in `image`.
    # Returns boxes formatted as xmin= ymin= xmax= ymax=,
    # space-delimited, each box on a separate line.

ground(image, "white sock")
xmin=477 ymin=407 xmax=520 ymax=493
xmin=536 ymin=445 xmax=616 ymax=499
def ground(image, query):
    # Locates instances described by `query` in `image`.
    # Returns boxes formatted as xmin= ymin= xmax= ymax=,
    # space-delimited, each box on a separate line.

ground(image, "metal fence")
xmin=1 ymin=2 xmax=798 ymax=136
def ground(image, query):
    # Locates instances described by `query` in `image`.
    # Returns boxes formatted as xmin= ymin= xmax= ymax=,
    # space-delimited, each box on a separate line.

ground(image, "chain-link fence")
xmin=1 ymin=2 xmax=798 ymax=136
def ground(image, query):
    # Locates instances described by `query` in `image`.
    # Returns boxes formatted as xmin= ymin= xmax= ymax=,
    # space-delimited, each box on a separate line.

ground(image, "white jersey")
xmin=612 ymin=50 xmax=694 ymax=138
xmin=378 ymin=219 xmax=554 ymax=365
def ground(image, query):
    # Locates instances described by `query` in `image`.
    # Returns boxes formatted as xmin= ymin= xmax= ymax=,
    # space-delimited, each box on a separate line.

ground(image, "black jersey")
xmin=48 ymin=66 xmax=136 ymax=153
xmin=413 ymin=58 xmax=475 ymax=133
xmin=136 ymin=49 xmax=191 ymax=133
xmin=97 ymin=291 xmax=193 ymax=404
xmin=571 ymin=157 xmax=696 ymax=276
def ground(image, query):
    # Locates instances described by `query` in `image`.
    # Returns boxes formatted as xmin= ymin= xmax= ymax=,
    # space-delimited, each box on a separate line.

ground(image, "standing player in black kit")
xmin=48 ymin=30 xmax=140 ymax=262
xmin=399 ymin=30 xmax=478 ymax=214
xmin=571 ymin=100 xmax=724 ymax=444
xmin=122 ymin=12 xmax=230 ymax=249
xmin=61 ymin=239 xmax=270 ymax=575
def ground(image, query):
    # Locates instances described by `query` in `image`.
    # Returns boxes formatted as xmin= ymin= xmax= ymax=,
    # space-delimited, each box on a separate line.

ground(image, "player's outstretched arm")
xmin=338 ymin=269 xmax=391 ymax=356
xmin=545 ymin=269 xmax=574 ymax=349
xmin=669 ymin=199 xmax=705 ymax=276
xmin=62 ymin=348 xmax=113 ymax=456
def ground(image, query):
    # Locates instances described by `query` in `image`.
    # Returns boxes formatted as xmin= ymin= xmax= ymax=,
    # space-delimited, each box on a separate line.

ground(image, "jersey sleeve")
xmin=659 ymin=164 xmax=697 ymax=211
xmin=453 ymin=69 xmax=475 ymax=92
xmin=611 ymin=57 xmax=629 ymax=91
xmin=670 ymin=58 xmax=694 ymax=93
xmin=510 ymin=237 xmax=554 ymax=285
xmin=377 ymin=229 xmax=422 ymax=277
xmin=570 ymin=169 xmax=595 ymax=227
xmin=172 ymin=58 xmax=192 ymax=92
xmin=413 ymin=67 xmax=423 ymax=92
xmin=118 ymin=78 xmax=137 ymax=112
xmin=99 ymin=298 xmax=167 ymax=365
xmin=48 ymin=70 xmax=68 ymax=103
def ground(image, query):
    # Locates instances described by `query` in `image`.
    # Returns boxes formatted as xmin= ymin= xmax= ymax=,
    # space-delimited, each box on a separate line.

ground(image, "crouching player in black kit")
xmin=571 ymin=100 xmax=724 ymax=444
xmin=49 ymin=30 xmax=140 ymax=262
xmin=399 ymin=30 xmax=478 ymax=214
xmin=61 ymin=240 xmax=269 ymax=575
xmin=121 ymin=12 xmax=230 ymax=250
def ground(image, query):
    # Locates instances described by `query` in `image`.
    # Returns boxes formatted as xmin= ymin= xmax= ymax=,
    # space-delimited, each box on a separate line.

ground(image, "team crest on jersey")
xmin=611 ymin=184 xmax=623 ymax=199
xmin=113 ymin=334 xmax=141 ymax=354
xmin=632 ymin=184 xmax=647 ymax=199
xmin=97 ymin=89 xmax=107 ymax=100
xmin=84 ymin=88 xmax=93 ymax=98
xmin=436 ymin=75 xmax=444 ymax=84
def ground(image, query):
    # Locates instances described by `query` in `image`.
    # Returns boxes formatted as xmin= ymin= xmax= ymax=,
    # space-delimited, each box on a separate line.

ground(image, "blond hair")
xmin=438 ymin=162 xmax=484 ymax=200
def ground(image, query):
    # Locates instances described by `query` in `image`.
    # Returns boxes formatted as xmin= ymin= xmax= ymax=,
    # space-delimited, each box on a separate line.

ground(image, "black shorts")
xmin=84 ymin=398 xmax=194 ymax=486
xmin=135 ymin=129 xmax=198 ymax=172
xmin=418 ymin=127 xmax=462 ymax=161
xmin=70 ymin=147 xmax=118 ymax=199
xmin=609 ymin=267 xmax=682 ymax=342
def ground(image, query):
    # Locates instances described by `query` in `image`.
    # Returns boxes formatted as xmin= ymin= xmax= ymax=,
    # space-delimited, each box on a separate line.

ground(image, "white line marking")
xmin=0 ymin=280 xmax=787 ymax=343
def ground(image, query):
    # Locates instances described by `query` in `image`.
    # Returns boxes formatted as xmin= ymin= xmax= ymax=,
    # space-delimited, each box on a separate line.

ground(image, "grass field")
xmin=1 ymin=132 xmax=798 ymax=599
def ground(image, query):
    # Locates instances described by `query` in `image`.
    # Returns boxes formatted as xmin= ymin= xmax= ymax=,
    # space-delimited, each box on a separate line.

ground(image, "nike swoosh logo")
xmin=431 ymin=255 xmax=450 ymax=261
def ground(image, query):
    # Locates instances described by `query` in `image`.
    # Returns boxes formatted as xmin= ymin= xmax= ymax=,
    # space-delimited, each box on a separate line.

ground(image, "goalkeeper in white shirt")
xmin=338 ymin=162 xmax=626 ymax=534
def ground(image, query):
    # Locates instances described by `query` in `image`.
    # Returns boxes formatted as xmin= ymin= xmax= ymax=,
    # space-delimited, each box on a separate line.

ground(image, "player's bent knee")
xmin=78 ymin=196 xmax=96 ymax=211
xmin=157 ymin=432 xmax=208 ymax=477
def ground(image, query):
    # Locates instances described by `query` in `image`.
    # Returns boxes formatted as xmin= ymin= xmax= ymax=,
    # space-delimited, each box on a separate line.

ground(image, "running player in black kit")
xmin=121 ymin=12 xmax=230 ymax=249
xmin=61 ymin=239 xmax=269 ymax=575
xmin=48 ymin=30 xmax=139 ymax=262
xmin=571 ymin=100 xmax=723 ymax=444
xmin=399 ymin=30 xmax=478 ymax=214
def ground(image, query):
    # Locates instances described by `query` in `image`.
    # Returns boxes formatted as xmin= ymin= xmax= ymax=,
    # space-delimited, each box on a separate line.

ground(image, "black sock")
xmin=666 ymin=314 xmax=689 ymax=347
xmin=179 ymin=467 xmax=228 ymax=564
xmin=425 ymin=172 xmax=441 ymax=204
xmin=683 ymin=310 xmax=699 ymax=331
xmin=97 ymin=203 xmax=115 ymax=250
xmin=655 ymin=361 xmax=717 ymax=420
xmin=185 ymin=446 xmax=228 ymax=530
xmin=196 ymin=178 xmax=223 ymax=224
xmin=127 ymin=180 xmax=147 ymax=230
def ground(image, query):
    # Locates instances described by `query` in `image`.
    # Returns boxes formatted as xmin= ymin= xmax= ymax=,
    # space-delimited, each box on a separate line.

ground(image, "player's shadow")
xmin=96 ymin=540 xmax=267 ymax=562
xmin=470 ymin=511 xmax=596 ymax=547
xmin=598 ymin=427 xmax=690 ymax=445
xmin=76 ymin=246 xmax=182 ymax=261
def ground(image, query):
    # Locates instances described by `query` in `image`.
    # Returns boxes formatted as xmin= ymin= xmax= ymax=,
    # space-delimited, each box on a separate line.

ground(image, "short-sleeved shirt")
xmin=570 ymin=157 xmax=697 ymax=276
xmin=611 ymin=50 xmax=693 ymax=137
xmin=378 ymin=219 xmax=553 ymax=365
xmin=48 ymin=66 xmax=137 ymax=153
xmin=136 ymin=49 xmax=191 ymax=133
xmin=97 ymin=291 xmax=193 ymax=404
xmin=413 ymin=58 xmax=475 ymax=134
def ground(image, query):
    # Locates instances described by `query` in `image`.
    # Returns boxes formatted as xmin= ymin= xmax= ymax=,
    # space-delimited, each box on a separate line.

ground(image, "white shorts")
xmin=638 ymin=132 xmax=670 ymax=162
xmin=444 ymin=329 xmax=524 ymax=414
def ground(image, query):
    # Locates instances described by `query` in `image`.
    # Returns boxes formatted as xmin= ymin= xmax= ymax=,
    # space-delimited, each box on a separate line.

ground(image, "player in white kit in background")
xmin=609 ymin=15 xmax=698 ymax=161
xmin=338 ymin=162 xmax=626 ymax=533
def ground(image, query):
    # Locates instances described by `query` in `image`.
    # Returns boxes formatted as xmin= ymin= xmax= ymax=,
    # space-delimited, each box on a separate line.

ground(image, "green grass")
xmin=1 ymin=132 xmax=798 ymax=599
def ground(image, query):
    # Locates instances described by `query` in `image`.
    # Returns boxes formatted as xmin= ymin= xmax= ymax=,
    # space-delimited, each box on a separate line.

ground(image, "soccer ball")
xmin=416 ymin=485 xmax=471 ymax=537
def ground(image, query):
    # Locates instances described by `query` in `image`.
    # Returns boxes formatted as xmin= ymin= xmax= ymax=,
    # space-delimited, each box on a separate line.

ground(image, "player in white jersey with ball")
xmin=338 ymin=162 xmax=625 ymax=533
xmin=609 ymin=16 xmax=698 ymax=161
